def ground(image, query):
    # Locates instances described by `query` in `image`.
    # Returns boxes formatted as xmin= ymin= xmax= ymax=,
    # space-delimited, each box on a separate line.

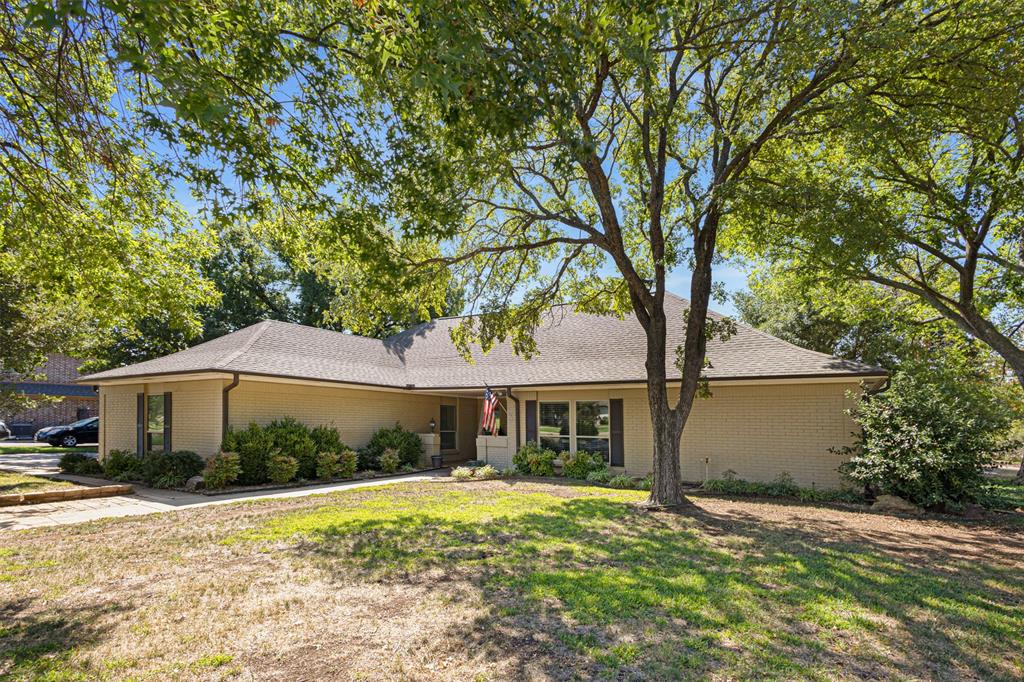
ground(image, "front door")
xmin=440 ymin=404 xmax=457 ymax=451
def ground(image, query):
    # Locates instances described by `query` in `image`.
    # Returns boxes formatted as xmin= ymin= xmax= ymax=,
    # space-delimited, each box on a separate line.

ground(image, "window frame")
xmin=537 ymin=401 xmax=571 ymax=453
xmin=533 ymin=399 xmax=612 ymax=462
xmin=574 ymin=400 xmax=611 ymax=463
xmin=146 ymin=394 xmax=165 ymax=452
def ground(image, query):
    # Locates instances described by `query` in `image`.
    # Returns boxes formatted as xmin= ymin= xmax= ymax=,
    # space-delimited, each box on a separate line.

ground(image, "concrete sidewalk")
xmin=0 ymin=450 xmax=444 ymax=530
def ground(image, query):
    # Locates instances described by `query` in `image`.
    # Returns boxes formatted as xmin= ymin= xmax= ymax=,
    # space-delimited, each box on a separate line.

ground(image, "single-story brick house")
xmin=78 ymin=294 xmax=886 ymax=487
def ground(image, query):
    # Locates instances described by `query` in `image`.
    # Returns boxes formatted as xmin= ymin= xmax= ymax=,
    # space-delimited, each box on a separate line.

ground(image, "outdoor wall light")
xmin=429 ymin=417 xmax=436 ymax=433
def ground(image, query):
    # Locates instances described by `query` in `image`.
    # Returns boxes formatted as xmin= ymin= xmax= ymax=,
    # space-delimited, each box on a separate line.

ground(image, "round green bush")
xmin=267 ymin=451 xmax=299 ymax=484
xmin=310 ymin=425 xmax=347 ymax=456
xmin=337 ymin=449 xmax=358 ymax=479
xmin=58 ymin=452 xmax=103 ymax=475
xmin=379 ymin=448 xmax=400 ymax=474
xmin=562 ymin=450 xmax=605 ymax=479
xmin=839 ymin=370 xmax=1015 ymax=508
xmin=223 ymin=423 xmax=275 ymax=485
xmin=266 ymin=418 xmax=317 ymax=479
xmin=607 ymin=474 xmax=634 ymax=489
xmin=513 ymin=442 xmax=557 ymax=475
xmin=365 ymin=423 xmax=424 ymax=469
xmin=204 ymin=452 xmax=241 ymax=489
xmin=139 ymin=450 xmax=205 ymax=488
xmin=102 ymin=449 xmax=143 ymax=480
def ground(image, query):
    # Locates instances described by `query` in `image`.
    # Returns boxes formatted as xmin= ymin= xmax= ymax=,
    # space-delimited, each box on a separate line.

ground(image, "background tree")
xmin=728 ymin=5 xmax=1024 ymax=477
xmin=85 ymin=225 xmax=466 ymax=371
xmin=734 ymin=266 xmax=1004 ymax=374
xmin=0 ymin=0 xmax=217 ymax=401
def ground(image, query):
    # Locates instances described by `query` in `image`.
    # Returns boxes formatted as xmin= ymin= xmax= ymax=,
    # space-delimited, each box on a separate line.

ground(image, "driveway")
xmin=0 ymin=449 xmax=67 ymax=475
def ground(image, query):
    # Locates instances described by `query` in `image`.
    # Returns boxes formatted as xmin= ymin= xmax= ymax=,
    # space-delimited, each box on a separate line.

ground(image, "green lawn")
xmin=1 ymin=480 xmax=1022 ymax=680
xmin=980 ymin=477 xmax=1024 ymax=510
xmin=0 ymin=445 xmax=96 ymax=455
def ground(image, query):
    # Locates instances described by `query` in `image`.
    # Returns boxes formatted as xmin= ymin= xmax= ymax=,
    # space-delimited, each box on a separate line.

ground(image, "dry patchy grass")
xmin=0 ymin=472 xmax=80 ymax=496
xmin=1 ymin=479 xmax=1022 ymax=681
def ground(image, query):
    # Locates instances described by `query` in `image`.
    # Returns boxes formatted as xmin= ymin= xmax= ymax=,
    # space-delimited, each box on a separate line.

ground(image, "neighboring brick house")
xmin=79 ymin=294 xmax=888 ymax=488
xmin=2 ymin=354 xmax=98 ymax=438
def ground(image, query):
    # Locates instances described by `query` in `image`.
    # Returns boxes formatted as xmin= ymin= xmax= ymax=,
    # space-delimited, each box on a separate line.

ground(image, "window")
xmin=440 ymin=404 xmax=457 ymax=451
xmin=539 ymin=402 xmax=570 ymax=453
xmin=575 ymin=400 xmax=610 ymax=462
xmin=147 ymin=394 xmax=165 ymax=452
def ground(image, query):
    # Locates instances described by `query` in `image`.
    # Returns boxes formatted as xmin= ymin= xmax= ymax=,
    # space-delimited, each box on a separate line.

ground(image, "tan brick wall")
xmin=98 ymin=379 xmax=225 ymax=458
xmin=99 ymin=385 xmax=140 ymax=457
xmin=146 ymin=379 xmax=224 ymax=455
xmin=515 ymin=381 xmax=861 ymax=489
xmin=228 ymin=379 xmax=457 ymax=454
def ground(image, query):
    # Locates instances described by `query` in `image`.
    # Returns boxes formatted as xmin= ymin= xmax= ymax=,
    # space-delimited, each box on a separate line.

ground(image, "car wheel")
xmin=61 ymin=435 xmax=78 ymax=447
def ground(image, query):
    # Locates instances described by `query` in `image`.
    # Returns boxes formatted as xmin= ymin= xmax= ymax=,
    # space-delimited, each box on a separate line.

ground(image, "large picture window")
xmin=539 ymin=401 xmax=570 ymax=453
xmin=575 ymin=400 xmax=610 ymax=462
xmin=440 ymin=404 xmax=457 ymax=451
xmin=146 ymin=394 xmax=165 ymax=452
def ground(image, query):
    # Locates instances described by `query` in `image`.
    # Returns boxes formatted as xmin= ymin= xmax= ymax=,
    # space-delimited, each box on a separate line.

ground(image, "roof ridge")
xmin=214 ymin=320 xmax=273 ymax=370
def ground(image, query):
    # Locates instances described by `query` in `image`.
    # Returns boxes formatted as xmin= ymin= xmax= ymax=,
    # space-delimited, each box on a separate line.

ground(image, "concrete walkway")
xmin=0 ymin=451 xmax=444 ymax=531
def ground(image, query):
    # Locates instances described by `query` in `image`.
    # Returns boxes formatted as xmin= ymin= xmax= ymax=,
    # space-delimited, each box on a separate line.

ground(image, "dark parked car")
xmin=0 ymin=420 xmax=10 ymax=440
xmin=37 ymin=417 xmax=99 ymax=447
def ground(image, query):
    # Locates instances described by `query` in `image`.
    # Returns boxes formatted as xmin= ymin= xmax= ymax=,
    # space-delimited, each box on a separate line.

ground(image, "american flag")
xmin=481 ymin=388 xmax=499 ymax=434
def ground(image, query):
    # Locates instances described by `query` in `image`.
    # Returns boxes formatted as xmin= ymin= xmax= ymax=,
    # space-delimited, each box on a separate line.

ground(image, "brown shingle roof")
xmin=79 ymin=294 xmax=885 ymax=387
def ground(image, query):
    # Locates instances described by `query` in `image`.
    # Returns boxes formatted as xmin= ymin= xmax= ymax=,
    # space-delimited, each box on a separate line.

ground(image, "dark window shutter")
xmin=609 ymin=398 xmax=624 ymax=467
xmin=163 ymin=393 xmax=172 ymax=452
xmin=525 ymin=400 xmax=537 ymax=443
xmin=136 ymin=393 xmax=145 ymax=455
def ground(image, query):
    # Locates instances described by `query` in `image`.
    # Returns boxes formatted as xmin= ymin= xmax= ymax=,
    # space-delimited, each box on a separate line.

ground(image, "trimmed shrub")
xmin=513 ymin=442 xmax=556 ymax=476
xmin=838 ymin=370 xmax=1015 ymax=508
xmin=59 ymin=452 xmax=103 ymax=475
xmin=365 ymin=423 xmax=424 ymax=468
xmin=476 ymin=464 xmax=500 ymax=480
xmin=140 ymin=450 xmax=205 ymax=488
xmin=636 ymin=475 xmax=653 ymax=491
xmin=702 ymin=471 xmax=864 ymax=504
xmin=223 ymin=422 xmax=274 ymax=485
xmin=608 ymin=474 xmax=635 ymax=489
xmin=310 ymin=424 xmax=347 ymax=457
xmin=357 ymin=447 xmax=378 ymax=471
xmin=338 ymin=449 xmax=358 ymax=479
xmin=585 ymin=468 xmax=613 ymax=484
xmin=380 ymin=448 xmax=400 ymax=474
xmin=267 ymin=451 xmax=299 ymax=484
xmin=452 ymin=464 xmax=501 ymax=481
xmin=562 ymin=450 xmax=605 ymax=480
xmin=204 ymin=452 xmax=241 ymax=489
xmin=266 ymin=418 xmax=317 ymax=480
xmin=103 ymin=449 xmax=143 ymax=480
xmin=316 ymin=451 xmax=341 ymax=480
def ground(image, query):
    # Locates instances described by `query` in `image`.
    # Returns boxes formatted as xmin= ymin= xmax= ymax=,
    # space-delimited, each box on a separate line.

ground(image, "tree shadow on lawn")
xmin=257 ymin=484 xmax=1024 ymax=680
xmin=0 ymin=596 xmax=127 ymax=680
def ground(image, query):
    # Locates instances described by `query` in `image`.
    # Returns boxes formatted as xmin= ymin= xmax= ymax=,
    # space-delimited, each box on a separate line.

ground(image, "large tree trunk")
xmin=642 ymin=211 xmax=719 ymax=507
xmin=644 ymin=308 xmax=686 ymax=507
